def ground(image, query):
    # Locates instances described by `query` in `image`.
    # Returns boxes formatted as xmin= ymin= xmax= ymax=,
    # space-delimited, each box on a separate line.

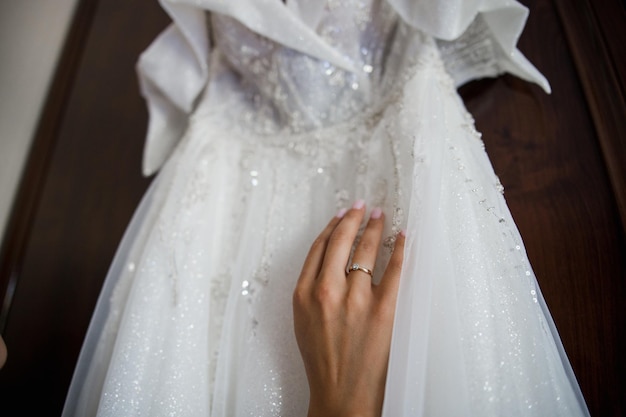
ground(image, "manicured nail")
xmin=352 ymin=199 xmax=365 ymax=210
xmin=336 ymin=208 xmax=348 ymax=218
xmin=400 ymin=229 xmax=407 ymax=237
xmin=370 ymin=207 xmax=382 ymax=219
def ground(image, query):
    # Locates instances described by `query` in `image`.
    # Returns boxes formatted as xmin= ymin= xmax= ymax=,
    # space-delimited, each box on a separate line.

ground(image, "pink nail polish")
xmin=400 ymin=229 xmax=407 ymax=237
xmin=336 ymin=208 xmax=348 ymax=218
xmin=352 ymin=199 xmax=365 ymax=210
xmin=370 ymin=207 xmax=382 ymax=219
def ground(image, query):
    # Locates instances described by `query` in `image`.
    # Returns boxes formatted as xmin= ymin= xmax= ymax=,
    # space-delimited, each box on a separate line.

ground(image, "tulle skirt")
xmin=63 ymin=39 xmax=588 ymax=417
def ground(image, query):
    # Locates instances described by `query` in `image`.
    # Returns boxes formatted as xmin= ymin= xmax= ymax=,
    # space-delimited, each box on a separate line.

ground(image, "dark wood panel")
xmin=552 ymin=0 xmax=626 ymax=230
xmin=461 ymin=1 xmax=626 ymax=415
xmin=0 ymin=0 xmax=623 ymax=416
xmin=0 ymin=0 xmax=99 ymax=333
xmin=0 ymin=0 xmax=167 ymax=414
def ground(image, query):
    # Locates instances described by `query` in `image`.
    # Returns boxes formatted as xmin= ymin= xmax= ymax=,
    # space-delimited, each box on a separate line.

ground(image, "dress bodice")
xmin=137 ymin=0 xmax=550 ymax=175
xmin=212 ymin=0 xmax=401 ymax=130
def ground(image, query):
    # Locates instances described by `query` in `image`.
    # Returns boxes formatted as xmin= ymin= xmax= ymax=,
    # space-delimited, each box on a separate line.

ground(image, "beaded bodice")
xmin=212 ymin=0 xmax=402 ymax=131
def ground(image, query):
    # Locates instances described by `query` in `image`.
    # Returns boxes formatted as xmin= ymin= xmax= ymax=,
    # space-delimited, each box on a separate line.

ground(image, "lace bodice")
xmin=212 ymin=0 xmax=400 ymax=130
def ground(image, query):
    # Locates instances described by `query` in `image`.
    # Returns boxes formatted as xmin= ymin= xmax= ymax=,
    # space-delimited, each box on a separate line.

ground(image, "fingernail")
xmin=400 ymin=229 xmax=407 ymax=237
xmin=336 ymin=208 xmax=348 ymax=218
xmin=352 ymin=199 xmax=365 ymax=210
xmin=370 ymin=207 xmax=382 ymax=219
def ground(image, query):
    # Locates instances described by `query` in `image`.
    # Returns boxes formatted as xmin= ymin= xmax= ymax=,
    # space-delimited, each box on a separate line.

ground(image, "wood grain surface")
xmin=0 ymin=0 xmax=623 ymax=415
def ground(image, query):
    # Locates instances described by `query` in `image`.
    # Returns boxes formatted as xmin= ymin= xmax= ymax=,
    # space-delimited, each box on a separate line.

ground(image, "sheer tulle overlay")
xmin=63 ymin=1 xmax=588 ymax=416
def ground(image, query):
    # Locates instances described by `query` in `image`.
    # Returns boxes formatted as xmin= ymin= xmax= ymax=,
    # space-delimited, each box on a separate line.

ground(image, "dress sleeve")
xmin=387 ymin=0 xmax=551 ymax=92
xmin=137 ymin=1 xmax=209 ymax=176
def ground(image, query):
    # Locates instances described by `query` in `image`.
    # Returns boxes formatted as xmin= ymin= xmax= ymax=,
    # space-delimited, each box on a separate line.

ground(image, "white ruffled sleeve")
xmin=137 ymin=1 xmax=209 ymax=176
xmin=388 ymin=0 xmax=551 ymax=92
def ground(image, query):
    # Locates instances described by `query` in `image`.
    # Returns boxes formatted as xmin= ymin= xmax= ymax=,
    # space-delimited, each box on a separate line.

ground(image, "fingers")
xmin=347 ymin=207 xmax=384 ymax=287
xmin=297 ymin=202 xmax=406 ymax=304
xmin=297 ymin=212 xmax=344 ymax=291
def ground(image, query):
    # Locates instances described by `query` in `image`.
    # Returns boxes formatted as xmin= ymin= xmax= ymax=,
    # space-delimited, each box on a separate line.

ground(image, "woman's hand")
xmin=293 ymin=200 xmax=405 ymax=417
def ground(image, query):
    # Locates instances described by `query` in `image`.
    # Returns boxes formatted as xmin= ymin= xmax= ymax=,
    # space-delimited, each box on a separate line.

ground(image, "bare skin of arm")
xmin=293 ymin=201 xmax=405 ymax=417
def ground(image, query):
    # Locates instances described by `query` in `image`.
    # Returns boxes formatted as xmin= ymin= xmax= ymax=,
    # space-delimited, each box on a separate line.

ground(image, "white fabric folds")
xmin=138 ymin=0 xmax=549 ymax=175
xmin=65 ymin=1 xmax=588 ymax=416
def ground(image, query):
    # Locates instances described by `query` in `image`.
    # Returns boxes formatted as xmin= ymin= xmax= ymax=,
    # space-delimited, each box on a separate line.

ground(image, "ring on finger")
xmin=345 ymin=263 xmax=373 ymax=277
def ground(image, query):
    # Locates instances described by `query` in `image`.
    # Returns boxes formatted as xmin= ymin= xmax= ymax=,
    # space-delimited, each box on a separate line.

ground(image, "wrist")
xmin=307 ymin=396 xmax=380 ymax=417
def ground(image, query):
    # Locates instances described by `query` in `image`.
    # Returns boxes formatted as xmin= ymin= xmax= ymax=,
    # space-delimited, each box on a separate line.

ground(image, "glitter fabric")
xmin=63 ymin=1 xmax=587 ymax=416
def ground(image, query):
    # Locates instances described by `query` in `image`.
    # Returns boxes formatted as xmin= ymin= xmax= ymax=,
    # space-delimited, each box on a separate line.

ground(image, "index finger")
xmin=296 ymin=210 xmax=345 ymax=291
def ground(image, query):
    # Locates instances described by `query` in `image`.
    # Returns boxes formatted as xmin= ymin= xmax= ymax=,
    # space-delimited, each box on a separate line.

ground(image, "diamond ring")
xmin=345 ymin=263 xmax=373 ymax=277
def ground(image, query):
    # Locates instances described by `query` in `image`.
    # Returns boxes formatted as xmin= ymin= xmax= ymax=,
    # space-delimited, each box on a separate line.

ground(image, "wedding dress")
xmin=63 ymin=0 xmax=589 ymax=416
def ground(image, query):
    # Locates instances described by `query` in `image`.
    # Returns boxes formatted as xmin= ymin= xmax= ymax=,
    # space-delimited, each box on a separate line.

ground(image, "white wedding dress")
xmin=63 ymin=0 xmax=589 ymax=416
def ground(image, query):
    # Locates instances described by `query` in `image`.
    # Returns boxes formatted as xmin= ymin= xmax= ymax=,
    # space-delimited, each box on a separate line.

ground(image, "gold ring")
xmin=345 ymin=263 xmax=373 ymax=277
